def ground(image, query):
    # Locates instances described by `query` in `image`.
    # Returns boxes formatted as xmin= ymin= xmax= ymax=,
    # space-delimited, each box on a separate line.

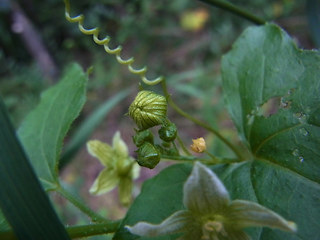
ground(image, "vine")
xmin=64 ymin=0 xmax=164 ymax=85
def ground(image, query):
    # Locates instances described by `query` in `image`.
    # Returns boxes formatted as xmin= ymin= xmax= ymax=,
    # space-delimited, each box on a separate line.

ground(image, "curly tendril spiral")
xmin=63 ymin=0 xmax=163 ymax=86
xmin=129 ymin=91 xmax=167 ymax=130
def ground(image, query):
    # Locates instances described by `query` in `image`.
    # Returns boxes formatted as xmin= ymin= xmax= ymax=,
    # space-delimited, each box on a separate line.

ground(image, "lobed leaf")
xmin=221 ymin=23 xmax=320 ymax=239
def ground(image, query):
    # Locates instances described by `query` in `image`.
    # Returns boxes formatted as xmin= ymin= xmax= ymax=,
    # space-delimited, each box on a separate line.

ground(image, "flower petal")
xmin=183 ymin=162 xmax=230 ymax=215
xmin=226 ymin=200 xmax=297 ymax=232
xmin=119 ymin=177 xmax=133 ymax=206
xmin=89 ymin=168 xmax=119 ymax=195
xmin=126 ymin=210 xmax=192 ymax=237
xmin=87 ymin=140 xmax=113 ymax=167
xmin=112 ymin=131 xmax=128 ymax=159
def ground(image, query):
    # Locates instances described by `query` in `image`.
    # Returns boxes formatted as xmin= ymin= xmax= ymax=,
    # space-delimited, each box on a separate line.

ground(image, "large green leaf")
xmin=18 ymin=63 xmax=88 ymax=190
xmin=221 ymin=24 xmax=320 ymax=239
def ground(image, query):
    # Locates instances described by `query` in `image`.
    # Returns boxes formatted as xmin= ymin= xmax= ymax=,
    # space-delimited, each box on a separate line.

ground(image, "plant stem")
xmin=56 ymin=186 xmax=110 ymax=224
xmin=176 ymin=134 xmax=192 ymax=156
xmin=161 ymin=154 xmax=240 ymax=165
xmin=204 ymin=150 xmax=220 ymax=163
xmin=161 ymin=80 xmax=244 ymax=161
xmin=67 ymin=222 xmax=121 ymax=238
xmin=161 ymin=154 xmax=199 ymax=162
xmin=198 ymin=0 xmax=266 ymax=25
xmin=0 ymin=222 xmax=122 ymax=240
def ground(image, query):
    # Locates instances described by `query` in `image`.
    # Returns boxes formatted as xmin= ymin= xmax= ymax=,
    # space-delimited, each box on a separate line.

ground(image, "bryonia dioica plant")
xmin=0 ymin=0 xmax=319 ymax=240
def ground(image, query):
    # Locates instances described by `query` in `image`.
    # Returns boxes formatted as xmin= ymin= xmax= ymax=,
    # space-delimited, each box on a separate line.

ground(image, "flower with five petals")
xmin=87 ymin=131 xmax=140 ymax=206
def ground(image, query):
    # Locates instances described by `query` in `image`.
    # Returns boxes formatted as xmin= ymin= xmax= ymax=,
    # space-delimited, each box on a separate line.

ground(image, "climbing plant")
xmin=0 ymin=0 xmax=319 ymax=240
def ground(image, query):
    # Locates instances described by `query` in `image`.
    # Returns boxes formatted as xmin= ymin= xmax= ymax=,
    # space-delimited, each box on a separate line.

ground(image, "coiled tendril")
xmin=64 ymin=0 xmax=163 ymax=85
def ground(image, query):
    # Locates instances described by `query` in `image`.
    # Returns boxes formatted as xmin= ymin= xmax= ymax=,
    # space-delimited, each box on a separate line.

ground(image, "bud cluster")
xmin=129 ymin=90 xmax=178 ymax=169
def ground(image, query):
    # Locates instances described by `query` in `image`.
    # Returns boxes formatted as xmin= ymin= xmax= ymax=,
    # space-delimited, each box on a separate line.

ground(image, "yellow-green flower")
xmin=87 ymin=131 xmax=140 ymax=206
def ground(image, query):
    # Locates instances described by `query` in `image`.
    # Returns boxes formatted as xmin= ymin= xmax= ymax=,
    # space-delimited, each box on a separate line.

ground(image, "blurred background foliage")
xmin=0 ymin=0 xmax=318 ymax=238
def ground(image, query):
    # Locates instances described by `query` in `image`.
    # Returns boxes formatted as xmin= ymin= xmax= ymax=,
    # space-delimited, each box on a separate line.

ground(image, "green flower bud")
xmin=129 ymin=91 xmax=167 ymax=130
xmin=133 ymin=129 xmax=154 ymax=147
xmin=158 ymin=122 xmax=177 ymax=142
xmin=137 ymin=142 xmax=160 ymax=169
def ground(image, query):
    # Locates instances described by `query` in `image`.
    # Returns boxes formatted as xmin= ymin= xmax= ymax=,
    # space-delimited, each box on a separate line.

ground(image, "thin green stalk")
xmin=161 ymin=154 xmax=203 ymax=162
xmin=198 ymin=0 xmax=266 ymax=25
xmin=172 ymin=140 xmax=179 ymax=153
xmin=0 ymin=222 xmax=122 ymax=240
xmin=204 ymin=150 xmax=220 ymax=163
xmin=56 ymin=186 xmax=110 ymax=224
xmin=67 ymin=222 xmax=121 ymax=238
xmin=161 ymin=80 xmax=244 ymax=161
xmin=161 ymin=154 xmax=240 ymax=165
xmin=176 ymin=134 xmax=192 ymax=156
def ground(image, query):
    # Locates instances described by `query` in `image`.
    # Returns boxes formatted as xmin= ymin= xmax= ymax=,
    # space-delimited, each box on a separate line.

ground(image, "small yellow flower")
xmin=87 ymin=131 xmax=140 ymax=206
xmin=190 ymin=137 xmax=206 ymax=153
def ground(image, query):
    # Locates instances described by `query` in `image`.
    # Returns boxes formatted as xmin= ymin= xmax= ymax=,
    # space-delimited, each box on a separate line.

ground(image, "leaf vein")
xmin=255 ymin=157 xmax=320 ymax=186
xmin=253 ymin=122 xmax=303 ymax=154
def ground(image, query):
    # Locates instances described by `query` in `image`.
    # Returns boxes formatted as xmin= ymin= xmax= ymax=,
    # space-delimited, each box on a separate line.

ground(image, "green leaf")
xmin=0 ymin=98 xmax=70 ymax=239
xmin=18 ymin=63 xmax=88 ymax=190
xmin=221 ymin=24 xmax=320 ymax=239
xmin=59 ymin=89 xmax=131 ymax=169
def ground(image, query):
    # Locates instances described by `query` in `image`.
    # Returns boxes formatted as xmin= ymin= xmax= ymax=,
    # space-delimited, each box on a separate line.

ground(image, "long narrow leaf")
xmin=0 ymin=98 xmax=70 ymax=240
